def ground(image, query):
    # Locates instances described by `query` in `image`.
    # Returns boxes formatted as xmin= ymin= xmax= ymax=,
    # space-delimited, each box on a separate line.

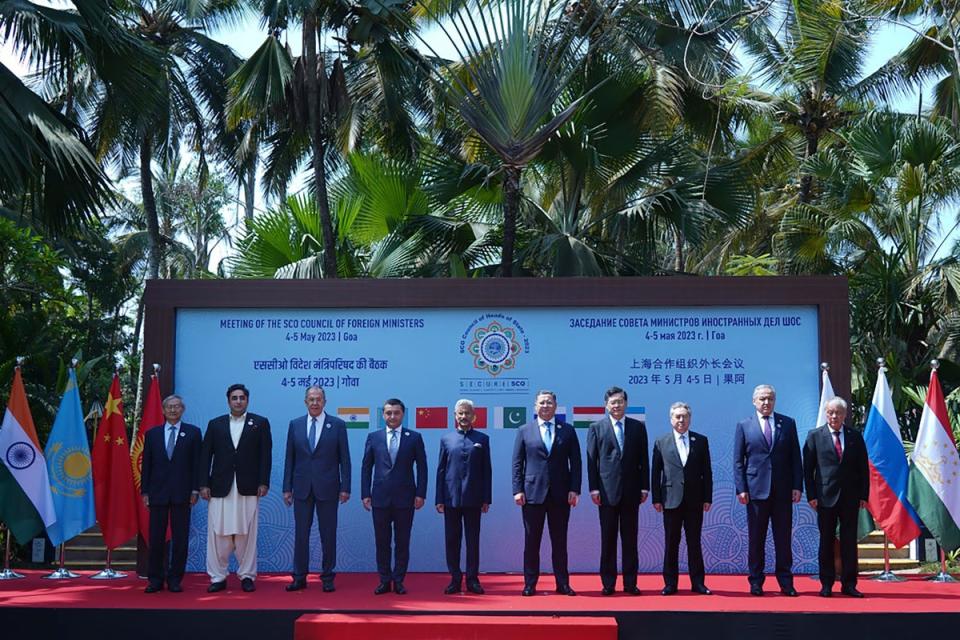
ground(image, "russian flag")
xmin=863 ymin=367 xmax=922 ymax=548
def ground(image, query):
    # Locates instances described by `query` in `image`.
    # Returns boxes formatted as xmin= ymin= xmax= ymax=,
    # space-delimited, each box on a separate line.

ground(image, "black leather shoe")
xmin=556 ymin=584 xmax=577 ymax=596
xmin=444 ymin=581 xmax=461 ymax=595
xmin=661 ymin=586 xmax=677 ymax=596
xmin=819 ymin=587 xmax=832 ymax=597
xmin=601 ymin=586 xmax=615 ymax=596
xmin=286 ymin=579 xmax=307 ymax=592
xmin=167 ymin=583 xmax=183 ymax=593
xmin=623 ymin=586 xmax=642 ymax=596
xmin=841 ymin=587 xmax=864 ymax=598
xmin=374 ymin=581 xmax=392 ymax=595
xmin=692 ymin=585 xmax=712 ymax=595
xmin=207 ymin=581 xmax=227 ymax=593
xmin=521 ymin=586 xmax=535 ymax=596
xmin=781 ymin=587 xmax=798 ymax=597
xmin=322 ymin=582 xmax=336 ymax=593
xmin=241 ymin=578 xmax=255 ymax=593
xmin=393 ymin=582 xmax=407 ymax=595
xmin=144 ymin=583 xmax=163 ymax=593
xmin=466 ymin=581 xmax=484 ymax=595
xmin=750 ymin=585 xmax=763 ymax=596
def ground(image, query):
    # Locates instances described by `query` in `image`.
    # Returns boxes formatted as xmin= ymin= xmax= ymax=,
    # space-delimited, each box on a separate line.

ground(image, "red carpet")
xmin=1 ymin=572 xmax=958 ymax=613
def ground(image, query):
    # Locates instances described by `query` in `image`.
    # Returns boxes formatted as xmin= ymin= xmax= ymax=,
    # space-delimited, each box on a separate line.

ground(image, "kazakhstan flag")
xmin=44 ymin=369 xmax=95 ymax=546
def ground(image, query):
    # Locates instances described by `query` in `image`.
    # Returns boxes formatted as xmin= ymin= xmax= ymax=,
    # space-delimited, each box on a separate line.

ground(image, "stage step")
xmin=294 ymin=614 xmax=617 ymax=640
xmin=857 ymin=530 xmax=919 ymax=571
xmin=62 ymin=526 xmax=137 ymax=569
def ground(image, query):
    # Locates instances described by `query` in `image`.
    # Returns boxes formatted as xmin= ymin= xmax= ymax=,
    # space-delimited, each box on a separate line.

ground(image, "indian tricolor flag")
xmin=0 ymin=368 xmax=56 ymax=544
xmin=908 ymin=367 xmax=960 ymax=552
xmin=338 ymin=407 xmax=370 ymax=429
xmin=573 ymin=406 xmax=605 ymax=428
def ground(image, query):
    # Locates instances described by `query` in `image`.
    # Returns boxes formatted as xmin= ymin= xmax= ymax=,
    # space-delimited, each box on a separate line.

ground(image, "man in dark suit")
xmin=803 ymin=396 xmax=869 ymax=598
xmin=361 ymin=398 xmax=427 ymax=595
xmin=282 ymin=385 xmax=351 ymax=592
xmin=587 ymin=386 xmax=649 ymax=596
xmin=652 ymin=401 xmax=713 ymax=595
xmin=141 ymin=394 xmax=202 ymax=593
xmin=733 ymin=384 xmax=802 ymax=596
xmin=436 ymin=399 xmax=492 ymax=595
xmin=511 ymin=390 xmax=582 ymax=596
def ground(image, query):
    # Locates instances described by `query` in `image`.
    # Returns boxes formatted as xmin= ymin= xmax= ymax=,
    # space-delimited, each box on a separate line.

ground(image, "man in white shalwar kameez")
xmin=200 ymin=384 xmax=272 ymax=593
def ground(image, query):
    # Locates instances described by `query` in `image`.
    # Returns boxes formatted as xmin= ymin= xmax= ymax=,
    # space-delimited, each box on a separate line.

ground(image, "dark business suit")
xmin=651 ymin=430 xmax=712 ymax=590
xmin=587 ymin=416 xmax=649 ymax=591
xmin=803 ymin=426 xmax=869 ymax=590
xmin=141 ymin=421 xmax=202 ymax=589
xmin=733 ymin=411 xmax=802 ymax=590
xmin=361 ymin=427 xmax=428 ymax=585
xmin=511 ymin=419 xmax=582 ymax=589
xmin=202 ymin=413 xmax=272 ymax=497
xmin=436 ymin=428 xmax=492 ymax=584
xmin=282 ymin=412 xmax=351 ymax=584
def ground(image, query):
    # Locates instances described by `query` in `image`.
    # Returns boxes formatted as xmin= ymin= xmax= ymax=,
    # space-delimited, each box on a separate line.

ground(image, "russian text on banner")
xmin=0 ymin=367 xmax=56 ymax=543
xmin=908 ymin=367 xmax=960 ymax=552
xmin=92 ymin=374 xmax=139 ymax=549
xmin=44 ymin=368 xmax=95 ymax=546
xmin=863 ymin=367 xmax=921 ymax=548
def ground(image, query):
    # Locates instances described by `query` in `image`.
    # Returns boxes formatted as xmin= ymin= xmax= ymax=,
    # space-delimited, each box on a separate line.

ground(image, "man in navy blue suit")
xmin=511 ymin=390 xmax=581 ymax=597
xmin=282 ymin=385 xmax=351 ymax=592
xmin=733 ymin=384 xmax=803 ymax=596
xmin=141 ymin=394 xmax=202 ymax=593
xmin=361 ymin=398 xmax=427 ymax=595
xmin=436 ymin=399 xmax=492 ymax=595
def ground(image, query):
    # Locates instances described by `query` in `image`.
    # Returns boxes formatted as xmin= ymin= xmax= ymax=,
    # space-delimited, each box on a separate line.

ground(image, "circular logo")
xmin=467 ymin=321 xmax=522 ymax=376
xmin=6 ymin=442 xmax=36 ymax=470
xmin=479 ymin=332 xmax=510 ymax=364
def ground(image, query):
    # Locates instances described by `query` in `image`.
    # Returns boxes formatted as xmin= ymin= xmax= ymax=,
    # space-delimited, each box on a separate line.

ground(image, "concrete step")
xmin=858 ymin=543 xmax=912 ymax=559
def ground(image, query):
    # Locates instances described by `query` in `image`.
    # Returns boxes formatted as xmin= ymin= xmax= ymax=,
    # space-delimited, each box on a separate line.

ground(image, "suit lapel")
xmin=664 ymin=433 xmax=682 ymax=466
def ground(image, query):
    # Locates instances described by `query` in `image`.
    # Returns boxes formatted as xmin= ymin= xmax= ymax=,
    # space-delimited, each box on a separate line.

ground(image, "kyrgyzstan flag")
xmin=130 ymin=375 xmax=164 ymax=542
xmin=416 ymin=406 xmax=448 ymax=428
xmin=472 ymin=407 xmax=488 ymax=429
xmin=92 ymin=374 xmax=139 ymax=550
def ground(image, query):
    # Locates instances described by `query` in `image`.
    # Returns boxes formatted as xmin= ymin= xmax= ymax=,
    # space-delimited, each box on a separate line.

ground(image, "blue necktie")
xmin=308 ymin=417 xmax=317 ymax=452
xmin=166 ymin=425 xmax=177 ymax=459
xmin=543 ymin=422 xmax=553 ymax=454
xmin=614 ymin=420 xmax=624 ymax=451
xmin=389 ymin=429 xmax=399 ymax=463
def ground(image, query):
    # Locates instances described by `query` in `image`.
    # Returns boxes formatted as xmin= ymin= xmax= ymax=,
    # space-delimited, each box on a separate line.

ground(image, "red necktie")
xmin=832 ymin=430 xmax=842 ymax=460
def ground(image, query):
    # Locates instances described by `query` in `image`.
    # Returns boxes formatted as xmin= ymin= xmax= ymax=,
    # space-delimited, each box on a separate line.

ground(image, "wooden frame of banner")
xmin=140 ymin=276 xmax=851 ymax=571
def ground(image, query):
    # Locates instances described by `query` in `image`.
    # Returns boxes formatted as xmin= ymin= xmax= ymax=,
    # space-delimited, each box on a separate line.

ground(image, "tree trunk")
xmin=500 ymin=165 xmax=521 ymax=277
xmin=674 ymin=226 xmax=685 ymax=272
xmin=140 ymin=137 xmax=161 ymax=280
xmin=303 ymin=12 xmax=338 ymax=278
xmin=243 ymin=160 xmax=256 ymax=222
xmin=798 ymin=131 xmax=819 ymax=204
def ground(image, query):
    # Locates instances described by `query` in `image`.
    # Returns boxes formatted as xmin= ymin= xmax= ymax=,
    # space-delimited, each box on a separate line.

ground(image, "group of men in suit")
xmin=138 ymin=383 xmax=868 ymax=598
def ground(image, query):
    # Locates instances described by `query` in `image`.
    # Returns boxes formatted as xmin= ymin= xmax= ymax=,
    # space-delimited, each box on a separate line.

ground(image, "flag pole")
xmin=90 ymin=548 xmax=126 ymax=580
xmin=0 ymin=524 xmax=25 ymax=580
xmin=872 ymin=533 xmax=905 ymax=581
xmin=43 ymin=543 xmax=80 ymax=579
xmin=926 ymin=547 xmax=958 ymax=583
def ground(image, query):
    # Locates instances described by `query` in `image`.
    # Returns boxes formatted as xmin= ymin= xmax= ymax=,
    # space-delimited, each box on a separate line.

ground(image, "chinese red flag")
xmin=415 ymin=407 xmax=448 ymax=428
xmin=92 ymin=375 xmax=139 ymax=550
xmin=131 ymin=375 xmax=164 ymax=541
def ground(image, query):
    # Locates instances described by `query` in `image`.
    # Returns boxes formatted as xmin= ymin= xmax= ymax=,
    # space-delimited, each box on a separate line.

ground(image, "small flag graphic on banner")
xmin=573 ymin=406 xmax=605 ymax=428
xmin=416 ymin=407 xmax=448 ymax=428
xmin=555 ymin=406 xmax=567 ymax=425
xmin=338 ymin=407 xmax=370 ymax=429
xmin=472 ymin=407 xmax=487 ymax=429
xmin=627 ymin=406 xmax=646 ymax=422
xmin=493 ymin=407 xmax=526 ymax=428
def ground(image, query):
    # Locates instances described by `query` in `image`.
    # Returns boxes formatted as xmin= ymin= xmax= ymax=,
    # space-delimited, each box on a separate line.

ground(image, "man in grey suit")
xmin=652 ymin=402 xmax=713 ymax=595
xmin=361 ymin=398 xmax=428 ymax=595
xmin=282 ymin=385 xmax=351 ymax=592
xmin=733 ymin=384 xmax=802 ymax=596
xmin=512 ymin=390 xmax=581 ymax=597
xmin=587 ymin=386 xmax=648 ymax=595
xmin=803 ymin=396 xmax=869 ymax=598
xmin=436 ymin=399 xmax=492 ymax=595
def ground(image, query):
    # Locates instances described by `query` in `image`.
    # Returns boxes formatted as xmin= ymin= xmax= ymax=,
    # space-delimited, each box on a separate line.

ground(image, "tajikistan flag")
xmin=338 ymin=407 xmax=370 ymax=429
xmin=815 ymin=367 xmax=835 ymax=428
xmin=573 ymin=406 xmax=605 ymax=428
xmin=908 ymin=367 xmax=960 ymax=552
xmin=0 ymin=368 xmax=56 ymax=544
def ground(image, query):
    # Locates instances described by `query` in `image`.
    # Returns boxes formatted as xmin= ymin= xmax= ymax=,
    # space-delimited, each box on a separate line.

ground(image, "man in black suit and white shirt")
xmin=587 ymin=386 xmax=648 ymax=595
xmin=512 ymin=390 xmax=581 ymax=597
xmin=141 ymin=394 xmax=202 ymax=593
xmin=651 ymin=401 xmax=713 ymax=595
xmin=803 ymin=396 xmax=869 ymax=598
xmin=200 ymin=383 xmax=272 ymax=593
